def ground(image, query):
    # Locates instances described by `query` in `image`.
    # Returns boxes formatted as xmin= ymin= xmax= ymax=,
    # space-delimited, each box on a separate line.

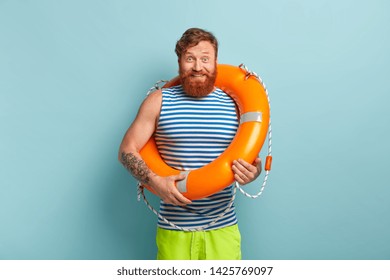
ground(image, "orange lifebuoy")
xmin=140 ymin=64 xmax=270 ymax=200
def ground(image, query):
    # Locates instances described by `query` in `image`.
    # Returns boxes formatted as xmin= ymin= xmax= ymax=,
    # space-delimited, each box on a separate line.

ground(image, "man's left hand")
xmin=232 ymin=158 xmax=262 ymax=185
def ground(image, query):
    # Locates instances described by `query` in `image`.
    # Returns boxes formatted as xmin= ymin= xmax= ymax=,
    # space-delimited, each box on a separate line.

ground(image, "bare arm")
xmin=119 ymin=152 xmax=153 ymax=185
xmin=118 ymin=90 xmax=191 ymax=205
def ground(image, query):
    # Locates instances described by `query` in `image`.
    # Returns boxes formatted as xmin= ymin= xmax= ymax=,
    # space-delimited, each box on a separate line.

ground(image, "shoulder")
xmin=138 ymin=89 xmax=162 ymax=117
xmin=142 ymin=85 xmax=184 ymax=111
xmin=143 ymin=89 xmax=162 ymax=107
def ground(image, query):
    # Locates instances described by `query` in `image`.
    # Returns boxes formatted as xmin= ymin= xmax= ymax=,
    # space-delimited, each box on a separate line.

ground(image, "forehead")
xmin=183 ymin=41 xmax=216 ymax=57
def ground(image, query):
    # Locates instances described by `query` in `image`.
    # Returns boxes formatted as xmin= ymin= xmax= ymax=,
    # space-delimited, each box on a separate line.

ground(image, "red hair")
xmin=175 ymin=28 xmax=218 ymax=59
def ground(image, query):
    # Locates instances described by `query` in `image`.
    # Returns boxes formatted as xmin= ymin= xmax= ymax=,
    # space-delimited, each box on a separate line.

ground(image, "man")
xmin=119 ymin=28 xmax=262 ymax=260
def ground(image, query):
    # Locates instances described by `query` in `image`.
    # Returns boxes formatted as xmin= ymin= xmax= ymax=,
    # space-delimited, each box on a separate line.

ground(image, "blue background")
xmin=1 ymin=0 xmax=389 ymax=260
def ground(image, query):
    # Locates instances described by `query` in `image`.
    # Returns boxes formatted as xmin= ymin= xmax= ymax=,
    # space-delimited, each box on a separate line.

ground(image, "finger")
xmin=171 ymin=174 xmax=192 ymax=204
xmin=236 ymin=159 xmax=257 ymax=173
xmin=165 ymin=193 xmax=191 ymax=206
xmin=234 ymin=173 xmax=246 ymax=185
xmin=233 ymin=159 xmax=256 ymax=180
xmin=253 ymin=158 xmax=262 ymax=173
xmin=161 ymin=188 xmax=190 ymax=205
xmin=232 ymin=164 xmax=253 ymax=186
xmin=247 ymin=158 xmax=261 ymax=174
xmin=232 ymin=163 xmax=248 ymax=179
xmin=164 ymin=196 xmax=185 ymax=206
xmin=173 ymin=173 xmax=187 ymax=181
xmin=175 ymin=192 xmax=192 ymax=205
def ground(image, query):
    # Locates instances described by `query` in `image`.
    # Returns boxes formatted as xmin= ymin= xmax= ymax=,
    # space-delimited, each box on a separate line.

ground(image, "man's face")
xmin=179 ymin=41 xmax=217 ymax=97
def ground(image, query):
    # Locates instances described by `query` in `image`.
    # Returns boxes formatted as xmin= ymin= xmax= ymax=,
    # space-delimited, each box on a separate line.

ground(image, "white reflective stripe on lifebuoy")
xmin=240 ymin=112 xmax=262 ymax=124
xmin=176 ymin=170 xmax=190 ymax=193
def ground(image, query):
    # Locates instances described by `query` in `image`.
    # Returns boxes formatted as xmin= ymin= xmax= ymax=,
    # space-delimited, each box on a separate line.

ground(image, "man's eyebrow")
xmin=184 ymin=51 xmax=211 ymax=55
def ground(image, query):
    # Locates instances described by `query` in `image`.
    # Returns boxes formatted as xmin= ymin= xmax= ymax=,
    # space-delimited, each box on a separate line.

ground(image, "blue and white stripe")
xmin=155 ymin=85 xmax=239 ymax=230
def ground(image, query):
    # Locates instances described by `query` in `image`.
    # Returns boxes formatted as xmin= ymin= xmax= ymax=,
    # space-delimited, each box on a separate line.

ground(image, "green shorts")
xmin=156 ymin=224 xmax=241 ymax=260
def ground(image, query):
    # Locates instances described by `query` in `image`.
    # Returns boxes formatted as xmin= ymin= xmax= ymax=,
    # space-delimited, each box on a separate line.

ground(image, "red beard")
xmin=179 ymin=66 xmax=217 ymax=97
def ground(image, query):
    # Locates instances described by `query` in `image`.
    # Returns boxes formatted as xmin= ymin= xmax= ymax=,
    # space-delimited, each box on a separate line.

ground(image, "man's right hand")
xmin=150 ymin=173 xmax=192 ymax=206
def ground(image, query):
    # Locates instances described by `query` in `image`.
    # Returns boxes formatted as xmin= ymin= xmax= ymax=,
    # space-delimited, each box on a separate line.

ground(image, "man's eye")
xmin=186 ymin=57 xmax=194 ymax=62
xmin=202 ymin=57 xmax=209 ymax=62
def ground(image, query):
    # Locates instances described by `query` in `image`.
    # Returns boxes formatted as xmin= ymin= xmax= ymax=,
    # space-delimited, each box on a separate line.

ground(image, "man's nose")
xmin=193 ymin=60 xmax=202 ymax=71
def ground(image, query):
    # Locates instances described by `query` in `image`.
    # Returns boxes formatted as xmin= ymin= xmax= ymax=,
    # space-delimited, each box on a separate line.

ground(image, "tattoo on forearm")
xmin=120 ymin=152 xmax=151 ymax=184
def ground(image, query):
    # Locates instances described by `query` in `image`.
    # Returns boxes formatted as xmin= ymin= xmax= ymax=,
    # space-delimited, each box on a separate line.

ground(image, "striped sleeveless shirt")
xmin=155 ymin=85 xmax=239 ymax=230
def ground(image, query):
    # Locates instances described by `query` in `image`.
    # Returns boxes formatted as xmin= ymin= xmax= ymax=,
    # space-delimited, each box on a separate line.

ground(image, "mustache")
xmin=180 ymin=70 xmax=211 ymax=78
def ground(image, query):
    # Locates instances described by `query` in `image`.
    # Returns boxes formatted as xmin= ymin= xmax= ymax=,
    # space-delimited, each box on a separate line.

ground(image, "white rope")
xmin=236 ymin=64 xmax=272 ymax=199
xmin=138 ymin=184 xmax=237 ymax=232
xmin=146 ymin=80 xmax=169 ymax=96
xmin=235 ymin=171 xmax=270 ymax=199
